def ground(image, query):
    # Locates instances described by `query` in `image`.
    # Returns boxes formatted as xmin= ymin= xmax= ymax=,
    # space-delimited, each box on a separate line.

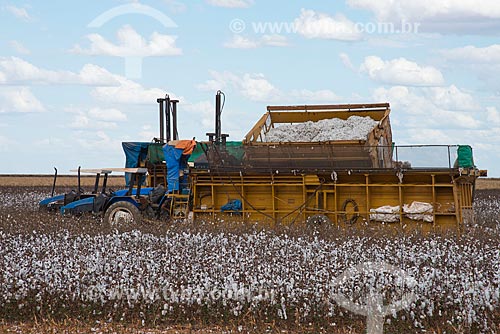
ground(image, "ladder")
xmin=167 ymin=193 xmax=190 ymax=219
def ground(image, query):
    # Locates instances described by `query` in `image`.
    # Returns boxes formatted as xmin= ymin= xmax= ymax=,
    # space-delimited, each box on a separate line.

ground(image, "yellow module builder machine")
xmin=126 ymin=92 xmax=486 ymax=232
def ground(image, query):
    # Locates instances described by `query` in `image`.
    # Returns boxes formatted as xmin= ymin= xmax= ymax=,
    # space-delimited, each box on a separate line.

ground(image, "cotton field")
xmin=0 ymin=186 xmax=499 ymax=333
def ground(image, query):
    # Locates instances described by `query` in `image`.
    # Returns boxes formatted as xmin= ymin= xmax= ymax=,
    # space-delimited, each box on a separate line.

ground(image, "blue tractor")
xmin=98 ymin=140 xmax=194 ymax=226
xmin=58 ymin=168 xmax=152 ymax=215
xmin=41 ymin=94 xmax=198 ymax=225
xmin=39 ymin=167 xmax=112 ymax=211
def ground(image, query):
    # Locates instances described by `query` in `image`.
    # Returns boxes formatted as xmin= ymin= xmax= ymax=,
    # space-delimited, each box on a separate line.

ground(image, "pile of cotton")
xmin=264 ymin=116 xmax=378 ymax=142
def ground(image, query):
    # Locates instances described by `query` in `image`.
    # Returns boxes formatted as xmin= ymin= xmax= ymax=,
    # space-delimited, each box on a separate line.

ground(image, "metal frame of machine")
xmin=42 ymin=93 xmax=486 ymax=231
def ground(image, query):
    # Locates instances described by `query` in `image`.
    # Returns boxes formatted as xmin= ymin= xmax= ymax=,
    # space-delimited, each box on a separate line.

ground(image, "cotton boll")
xmin=0 ymin=190 xmax=498 ymax=331
xmin=265 ymin=116 xmax=378 ymax=142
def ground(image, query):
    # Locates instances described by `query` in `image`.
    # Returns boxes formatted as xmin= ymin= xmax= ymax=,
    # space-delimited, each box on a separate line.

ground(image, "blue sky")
xmin=1 ymin=0 xmax=499 ymax=176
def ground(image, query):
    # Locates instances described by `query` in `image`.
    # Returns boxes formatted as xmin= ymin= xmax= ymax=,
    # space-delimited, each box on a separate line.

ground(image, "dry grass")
xmin=476 ymin=178 xmax=500 ymax=190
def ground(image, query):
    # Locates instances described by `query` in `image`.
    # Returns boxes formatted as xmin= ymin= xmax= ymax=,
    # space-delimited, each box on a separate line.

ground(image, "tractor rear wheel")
xmin=104 ymin=201 xmax=142 ymax=226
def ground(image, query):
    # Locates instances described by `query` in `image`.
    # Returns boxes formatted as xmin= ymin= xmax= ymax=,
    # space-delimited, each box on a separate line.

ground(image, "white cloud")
xmin=261 ymin=35 xmax=289 ymax=47
xmin=198 ymin=71 xmax=275 ymax=101
xmin=440 ymin=44 xmax=500 ymax=93
xmin=349 ymin=0 xmax=500 ymax=21
xmin=75 ymin=131 xmax=114 ymax=150
xmin=88 ymin=108 xmax=127 ymax=122
xmin=3 ymin=5 xmax=30 ymax=20
xmin=339 ymin=52 xmax=355 ymax=71
xmin=69 ymin=107 xmax=127 ymax=130
xmin=198 ymin=71 xmax=281 ymax=101
xmin=9 ymin=41 xmax=30 ymax=55
xmin=0 ymin=57 xmax=174 ymax=105
xmin=198 ymin=70 xmax=340 ymax=102
xmin=427 ymin=85 xmax=477 ymax=111
xmin=138 ymin=124 xmax=158 ymax=142
xmin=373 ymin=85 xmax=481 ymax=130
xmin=77 ymin=64 xmax=122 ymax=86
xmin=224 ymin=35 xmax=259 ymax=49
xmin=34 ymin=137 xmax=67 ymax=148
xmin=293 ymin=9 xmax=362 ymax=41
xmin=290 ymin=89 xmax=339 ymax=101
xmin=404 ymin=128 xmax=453 ymax=145
xmin=70 ymin=114 xmax=116 ymax=130
xmin=224 ymin=35 xmax=289 ymax=49
xmin=205 ymin=0 xmax=253 ymax=8
xmin=486 ymin=107 xmax=500 ymax=125
xmin=0 ymin=57 xmax=119 ymax=86
xmin=239 ymin=73 xmax=280 ymax=101
xmin=360 ymin=56 xmax=444 ymax=86
xmin=71 ymin=25 xmax=182 ymax=57
xmin=196 ymin=70 xmax=237 ymax=92
xmin=184 ymin=100 xmax=214 ymax=129
xmin=0 ymin=87 xmax=45 ymax=113
xmin=441 ymin=44 xmax=500 ymax=63
xmin=348 ymin=0 xmax=500 ymax=33
xmin=90 ymin=76 xmax=178 ymax=104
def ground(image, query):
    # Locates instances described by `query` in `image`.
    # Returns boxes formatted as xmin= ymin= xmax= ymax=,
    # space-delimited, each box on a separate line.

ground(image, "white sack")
xmin=403 ymin=201 xmax=434 ymax=223
xmin=369 ymin=205 xmax=400 ymax=223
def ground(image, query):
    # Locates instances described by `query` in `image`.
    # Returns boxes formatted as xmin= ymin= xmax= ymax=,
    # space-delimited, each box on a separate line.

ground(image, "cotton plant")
xmin=0 ymin=189 xmax=498 ymax=332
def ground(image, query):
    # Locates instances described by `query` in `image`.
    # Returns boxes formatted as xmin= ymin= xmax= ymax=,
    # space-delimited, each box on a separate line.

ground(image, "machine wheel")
xmin=104 ymin=201 xmax=142 ymax=226
xmin=307 ymin=214 xmax=332 ymax=225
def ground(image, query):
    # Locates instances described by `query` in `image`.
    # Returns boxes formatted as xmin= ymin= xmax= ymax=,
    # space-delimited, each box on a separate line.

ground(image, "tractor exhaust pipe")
xmin=165 ymin=95 xmax=171 ymax=142
xmin=51 ymin=167 xmax=58 ymax=197
xmin=171 ymin=99 xmax=179 ymax=140
xmin=158 ymin=94 xmax=180 ymax=143
xmin=206 ymin=90 xmax=228 ymax=143
xmin=101 ymin=173 xmax=108 ymax=194
xmin=93 ymin=173 xmax=100 ymax=194
xmin=215 ymin=90 xmax=222 ymax=142
xmin=77 ymin=166 xmax=81 ymax=199
xmin=157 ymin=98 xmax=165 ymax=143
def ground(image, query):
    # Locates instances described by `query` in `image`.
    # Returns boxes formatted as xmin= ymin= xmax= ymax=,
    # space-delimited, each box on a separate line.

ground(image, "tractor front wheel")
xmin=104 ymin=201 xmax=142 ymax=226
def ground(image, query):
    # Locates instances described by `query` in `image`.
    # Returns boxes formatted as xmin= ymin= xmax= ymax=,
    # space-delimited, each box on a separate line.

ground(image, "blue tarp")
xmin=122 ymin=142 xmax=150 ymax=186
xmin=163 ymin=144 xmax=191 ymax=193
xmin=221 ymin=199 xmax=242 ymax=213
xmin=163 ymin=145 xmax=184 ymax=192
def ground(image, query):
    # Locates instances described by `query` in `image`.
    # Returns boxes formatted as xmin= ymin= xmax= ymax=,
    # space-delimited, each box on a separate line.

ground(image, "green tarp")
xmin=188 ymin=143 xmax=205 ymax=163
xmin=457 ymin=145 xmax=475 ymax=168
xmin=147 ymin=143 xmax=165 ymax=164
xmin=188 ymin=141 xmax=244 ymax=163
